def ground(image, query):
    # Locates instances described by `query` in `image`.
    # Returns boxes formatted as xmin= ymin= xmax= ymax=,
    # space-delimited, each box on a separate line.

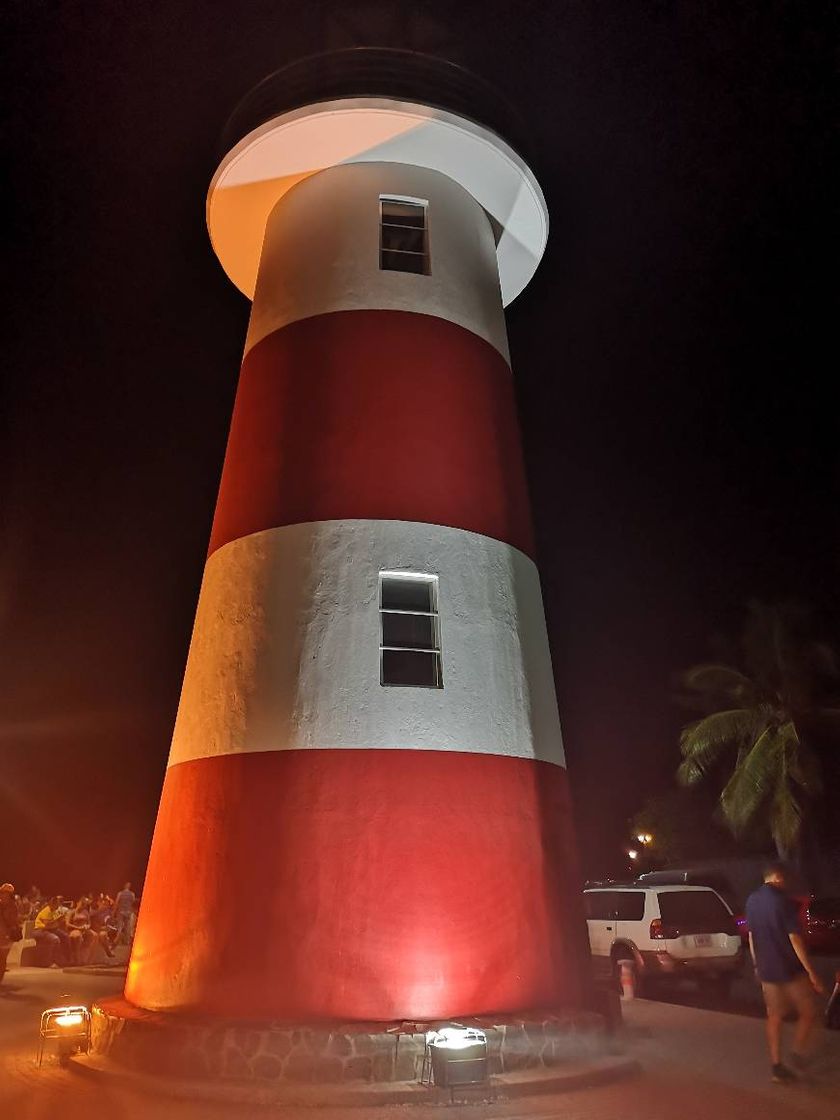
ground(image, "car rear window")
xmin=657 ymin=890 xmax=736 ymax=935
xmin=614 ymin=892 xmax=645 ymax=921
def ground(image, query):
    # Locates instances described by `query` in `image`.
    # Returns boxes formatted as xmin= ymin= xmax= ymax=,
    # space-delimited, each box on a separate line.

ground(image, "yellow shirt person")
xmin=35 ymin=902 xmax=64 ymax=930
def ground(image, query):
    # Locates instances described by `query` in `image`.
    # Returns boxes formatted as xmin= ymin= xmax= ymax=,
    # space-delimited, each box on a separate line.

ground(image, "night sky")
xmin=3 ymin=1 xmax=837 ymax=895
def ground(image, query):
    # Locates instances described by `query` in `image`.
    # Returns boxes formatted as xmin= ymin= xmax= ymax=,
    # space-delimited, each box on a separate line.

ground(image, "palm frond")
xmin=677 ymin=709 xmax=767 ymax=786
xmin=719 ymin=726 xmax=780 ymax=834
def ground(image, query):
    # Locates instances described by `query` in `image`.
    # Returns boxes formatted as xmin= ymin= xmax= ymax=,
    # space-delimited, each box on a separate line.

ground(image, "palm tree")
xmin=677 ymin=602 xmax=840 ymax=861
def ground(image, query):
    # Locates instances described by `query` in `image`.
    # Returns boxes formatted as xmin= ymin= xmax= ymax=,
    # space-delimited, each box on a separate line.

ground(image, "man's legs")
xmin=0 ymin=942 xmax=10 ymax=984
xmin=68 ymin=929 xmax=83 ymax=965
xmin=766 ymin=1012 xmax=783 ymax=1065
xmin=79 ymin=929 xmax=96 ymax=964
xmin=761 ymin=982 xmax=788 ymax=1069
xmin=96 ymin=929 xmax=115 ymax=958
xmin=53 ymin=929 xmax=71 ymax=965
xmin=116 ymin=912 xmax=131 ymax=945
xmin=788 ymin=975 xmax=819 ymax=1060
xmin=32 ymin=929 xmax=59 ymax=966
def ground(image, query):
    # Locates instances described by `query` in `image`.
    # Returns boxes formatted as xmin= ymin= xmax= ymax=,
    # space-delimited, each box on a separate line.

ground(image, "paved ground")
xmin=1 ymin=965 xmax=838 ymax=1119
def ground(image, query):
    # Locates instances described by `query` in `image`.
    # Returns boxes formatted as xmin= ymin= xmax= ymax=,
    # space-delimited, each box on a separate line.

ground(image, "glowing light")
xmin=628 ymin=849 xmax=639 ymax=860
xmin=427 ymin=1026 xmax=486 ymax=1051
xmin=38 ymin=1004 xmax=91 ymax=1067
xmin=636 ymin=833 xmax=653 ymax=845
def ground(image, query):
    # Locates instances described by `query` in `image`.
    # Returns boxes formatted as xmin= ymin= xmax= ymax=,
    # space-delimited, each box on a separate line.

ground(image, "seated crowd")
xmin=9 ymin=882 xmax=137 ymax=968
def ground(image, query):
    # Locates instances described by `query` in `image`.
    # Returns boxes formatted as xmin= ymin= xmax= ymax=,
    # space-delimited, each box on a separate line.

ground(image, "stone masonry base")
xmin=91 ymin=998 xmax=610 ymax=1085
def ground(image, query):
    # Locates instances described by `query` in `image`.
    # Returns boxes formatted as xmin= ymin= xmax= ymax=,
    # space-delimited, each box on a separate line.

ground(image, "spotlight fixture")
xmin=425 ymin=1025 xmax=488 ymax=1088
xmin=38 ymin=1005 xmax=91 ymax=1068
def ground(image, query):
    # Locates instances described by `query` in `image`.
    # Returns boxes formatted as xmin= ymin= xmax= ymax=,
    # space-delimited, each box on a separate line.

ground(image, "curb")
xmin=68 ymin=1051 xmax=639 ymax=1108
xmin=62 ymin=966 xmax=128 ymax=976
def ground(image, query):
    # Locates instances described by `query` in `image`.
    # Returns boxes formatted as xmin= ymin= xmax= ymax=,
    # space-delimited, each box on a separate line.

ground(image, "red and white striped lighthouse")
xmin=127 ymin=54 xmax=585 ymax=1023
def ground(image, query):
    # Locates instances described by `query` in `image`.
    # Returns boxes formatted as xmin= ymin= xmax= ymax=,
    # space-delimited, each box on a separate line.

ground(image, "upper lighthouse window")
xmin=379 ymin=572 xmax=442 ymax=688
xmin=380 ymin=198 xmax=429 ymax=275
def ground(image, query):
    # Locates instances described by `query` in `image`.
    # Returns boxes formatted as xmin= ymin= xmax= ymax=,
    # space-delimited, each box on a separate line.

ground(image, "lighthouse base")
xmin=89 ymin=999 xmax=611 ymax=1086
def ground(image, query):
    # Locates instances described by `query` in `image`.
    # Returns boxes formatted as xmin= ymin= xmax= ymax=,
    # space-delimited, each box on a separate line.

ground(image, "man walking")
xmin=746 ymin=860 xmax=824 ymax=1082
xmin=113 ymin=882 xmax=136 ymax=945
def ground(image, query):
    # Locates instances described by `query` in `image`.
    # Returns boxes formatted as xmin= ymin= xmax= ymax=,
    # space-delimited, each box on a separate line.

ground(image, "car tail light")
xmin=650 ymin=919 xmax=680 ymax=940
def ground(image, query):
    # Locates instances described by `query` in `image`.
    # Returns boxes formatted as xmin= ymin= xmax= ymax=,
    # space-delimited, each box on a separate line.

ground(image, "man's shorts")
xmin=761 ymin=972 xmax=816 ymax=1016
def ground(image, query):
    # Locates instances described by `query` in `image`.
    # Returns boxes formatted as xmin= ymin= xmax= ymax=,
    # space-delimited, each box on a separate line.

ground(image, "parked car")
xmin=634 ymin=869 xmax=748 ymax=944
xmin=804 ymin=897 xmax=840 ymax=954
xmin=583 ymin=884 xmax=744 ymax=996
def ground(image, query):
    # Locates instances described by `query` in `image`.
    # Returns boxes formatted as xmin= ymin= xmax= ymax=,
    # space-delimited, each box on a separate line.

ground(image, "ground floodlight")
xmin=425 ymin=1025 xmax=488 ymax=1087
xmin=38 ymin=1005 xmax=91 ymax=1068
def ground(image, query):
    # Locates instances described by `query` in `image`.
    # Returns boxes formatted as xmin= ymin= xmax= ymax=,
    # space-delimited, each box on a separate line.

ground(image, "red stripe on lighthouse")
xmin=126 ymin=750 xmax=583 ymax=1021
xmin=208 ymin=310 xmax=536 ymax=559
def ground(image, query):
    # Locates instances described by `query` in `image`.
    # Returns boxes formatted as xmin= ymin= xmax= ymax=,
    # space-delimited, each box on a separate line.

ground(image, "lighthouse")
xmin=126 ymin=51 xmax=585 ymax=1024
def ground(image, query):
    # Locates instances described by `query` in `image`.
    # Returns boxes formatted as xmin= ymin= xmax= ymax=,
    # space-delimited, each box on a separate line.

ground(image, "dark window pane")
xmin=380 ymin=249 xmax=426 ymax=274
xmin=657 ymin=891 xmax=735 ymax=934
xmin=584 ymin=893 xmax=606 ymax=920
xmin=614 ymin=892 xmax=645 ymax=921
xmin=583 ymin=892 xmax=616 ymax=920
xmin=382 ymin=649 xmax=442 ymax=688
xmin=381 ymin=223 xmax=426 ymax=254
xmin=381 ymin=200 xmax=425 ymax=227
xmin=382 ymin=611 xmax=436 ymax=650
xmin=380 ymin=577 xmax=433 ymax=613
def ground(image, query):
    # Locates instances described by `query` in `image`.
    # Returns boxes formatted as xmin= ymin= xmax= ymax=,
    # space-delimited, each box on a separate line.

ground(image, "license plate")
xmin=694 ymin=934 xmax=712 ymax=948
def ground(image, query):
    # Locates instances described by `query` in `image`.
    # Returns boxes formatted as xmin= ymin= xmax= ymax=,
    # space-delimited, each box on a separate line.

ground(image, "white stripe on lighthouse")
xmin=244 ymin=161 xmax=510 ymax=362
xmin=166 ymin=519 xmax=565 ymax=769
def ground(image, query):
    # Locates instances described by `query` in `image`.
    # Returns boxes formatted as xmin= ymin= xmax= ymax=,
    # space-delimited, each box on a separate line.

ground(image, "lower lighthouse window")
xmin=379 ymin=572 xmax=442 ymax=688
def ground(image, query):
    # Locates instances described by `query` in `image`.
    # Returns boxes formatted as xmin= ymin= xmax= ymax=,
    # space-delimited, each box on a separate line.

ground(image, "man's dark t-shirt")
xmin=745 ymin=883 xmax=803 ymax=983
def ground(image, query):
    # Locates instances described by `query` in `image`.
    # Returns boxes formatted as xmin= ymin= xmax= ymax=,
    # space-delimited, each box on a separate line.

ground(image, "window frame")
xmin=379 ymin=196 xmax=430 ymax=276
xmin=379 ymin=571 xmax=443 ymax=689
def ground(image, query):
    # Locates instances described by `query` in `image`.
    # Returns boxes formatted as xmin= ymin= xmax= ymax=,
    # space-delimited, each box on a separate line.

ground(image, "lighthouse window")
xmin=380 ymin=198 xmax=428 ymax=275
xmin=379 ymin=572 xmax=442 ymax=688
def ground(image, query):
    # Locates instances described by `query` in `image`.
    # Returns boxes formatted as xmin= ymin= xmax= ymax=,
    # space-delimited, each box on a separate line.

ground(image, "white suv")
xmin=583 ymin=884 xmax=744 ymax=995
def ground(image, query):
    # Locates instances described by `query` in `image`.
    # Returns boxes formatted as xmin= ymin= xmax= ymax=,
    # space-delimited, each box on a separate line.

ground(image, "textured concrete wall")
xmin=169 ymin=519 xmax=564 ymax=768
xmin=246 ymin=162 xmax=509 ymax=361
